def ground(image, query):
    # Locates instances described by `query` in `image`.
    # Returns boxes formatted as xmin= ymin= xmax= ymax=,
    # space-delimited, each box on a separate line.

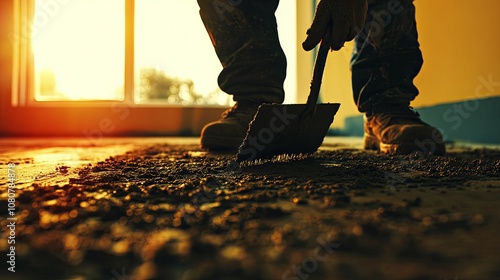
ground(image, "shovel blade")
xmin=236 ymin=103 xmax=340 ymax=163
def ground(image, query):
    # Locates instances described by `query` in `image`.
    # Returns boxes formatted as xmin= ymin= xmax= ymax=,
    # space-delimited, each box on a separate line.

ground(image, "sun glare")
xmin=32 ymin=0 xmax=296 ymax=104
xmin=33 ymin=0 xmax=125 ymax=101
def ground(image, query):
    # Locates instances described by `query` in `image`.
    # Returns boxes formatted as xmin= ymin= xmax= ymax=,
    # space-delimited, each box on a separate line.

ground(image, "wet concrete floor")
xmin=1 ymin=137 xmax=499 ymax=280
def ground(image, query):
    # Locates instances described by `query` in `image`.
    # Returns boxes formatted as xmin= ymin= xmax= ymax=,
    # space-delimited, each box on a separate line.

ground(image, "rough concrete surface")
xmin=1 ymin=138 xmax=499 ymax=280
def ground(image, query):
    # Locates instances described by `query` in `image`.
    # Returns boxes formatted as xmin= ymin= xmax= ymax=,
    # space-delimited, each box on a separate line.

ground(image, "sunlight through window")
xmin=30 ymin=0 xmax=296 ymax=104
xmin=134 ymin=0 xmax=225 ymax=105
xmin=33 ymin=0 xmax=125 ymax=101
xmin=134 ymin=0 xmax=296 ymax=105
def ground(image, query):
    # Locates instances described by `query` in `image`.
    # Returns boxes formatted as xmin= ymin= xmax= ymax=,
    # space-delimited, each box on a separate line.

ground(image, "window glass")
xmin=32 ymin=0 xmax=125 ymax=101
xmin=134 ymin=0 xmax=226 ymax=105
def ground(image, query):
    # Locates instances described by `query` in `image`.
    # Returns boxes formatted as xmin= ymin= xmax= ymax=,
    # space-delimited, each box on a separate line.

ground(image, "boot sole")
xmin=200 ymin=135 xmax=243 ymax=151
xmin=364 ymin=134 xmax=446 ymax=156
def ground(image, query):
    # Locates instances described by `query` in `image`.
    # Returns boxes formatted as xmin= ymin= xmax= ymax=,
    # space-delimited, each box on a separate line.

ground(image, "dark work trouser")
xmin=197 ymin=0 xmax=286 ymax=103
xmin=197 ymin=0 xmax=422 ymax=113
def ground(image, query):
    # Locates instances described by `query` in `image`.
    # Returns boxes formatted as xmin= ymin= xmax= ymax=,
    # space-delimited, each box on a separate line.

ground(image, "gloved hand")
xmin=303 ymin=0 xmax=368 ymax=51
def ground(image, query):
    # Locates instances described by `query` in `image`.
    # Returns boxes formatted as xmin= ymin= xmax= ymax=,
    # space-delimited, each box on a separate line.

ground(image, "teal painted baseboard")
xmin=331 ymin=96 xmax=500 ymax=144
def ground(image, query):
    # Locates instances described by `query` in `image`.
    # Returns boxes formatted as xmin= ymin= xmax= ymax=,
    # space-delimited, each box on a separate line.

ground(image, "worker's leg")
xmin=351 ymin=0 xmax=445 ymax=155
xmin=197 ymin=0 xmax=286 ymax=149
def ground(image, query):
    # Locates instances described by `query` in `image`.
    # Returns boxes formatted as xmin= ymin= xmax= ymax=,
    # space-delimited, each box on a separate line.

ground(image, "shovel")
xmin=230 ymin=25 xmax=340 ymax=167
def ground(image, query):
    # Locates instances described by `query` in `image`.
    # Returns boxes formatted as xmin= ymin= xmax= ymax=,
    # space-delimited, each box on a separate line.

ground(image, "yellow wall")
xmin=414 ymin=0 xmax=500 ymax=107
xmin=297 ymin=0 xmax=500 ymax=128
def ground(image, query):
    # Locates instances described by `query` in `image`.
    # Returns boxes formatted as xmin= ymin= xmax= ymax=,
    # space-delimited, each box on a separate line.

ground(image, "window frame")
xmin=13 ymin=0 xmax=133 ymax=107
xmin=2 ymin=0 xmax=301 ymax=137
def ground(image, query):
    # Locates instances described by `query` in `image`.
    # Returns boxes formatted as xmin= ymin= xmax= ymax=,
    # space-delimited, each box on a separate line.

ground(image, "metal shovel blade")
xmin=236 ymin=103 xmax=340 ymax=163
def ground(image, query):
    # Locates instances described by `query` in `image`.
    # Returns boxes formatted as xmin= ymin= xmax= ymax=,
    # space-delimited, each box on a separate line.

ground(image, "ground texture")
xmin=1 ymin=142 xmax=500 ymax=280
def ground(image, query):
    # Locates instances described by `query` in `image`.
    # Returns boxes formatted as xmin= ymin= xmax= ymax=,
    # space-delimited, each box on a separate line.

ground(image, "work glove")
xmin=303 ymin=0 xmax=368 ymax=51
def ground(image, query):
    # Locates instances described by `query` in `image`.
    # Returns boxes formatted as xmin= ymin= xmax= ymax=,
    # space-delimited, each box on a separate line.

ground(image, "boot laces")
xmin=373 ymin=106 xmax=422 ymax=127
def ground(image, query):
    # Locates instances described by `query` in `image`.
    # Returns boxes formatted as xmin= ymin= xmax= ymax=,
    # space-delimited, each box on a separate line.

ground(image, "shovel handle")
xmin=305 ymin=24 xmax=332 ymax=112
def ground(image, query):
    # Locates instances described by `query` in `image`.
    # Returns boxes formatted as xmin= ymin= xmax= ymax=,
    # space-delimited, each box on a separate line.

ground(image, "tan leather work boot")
xmin=364 ymin=105 xmax=446 ymax=155
xmin=201 ymin=101 xmax=260 ymax=150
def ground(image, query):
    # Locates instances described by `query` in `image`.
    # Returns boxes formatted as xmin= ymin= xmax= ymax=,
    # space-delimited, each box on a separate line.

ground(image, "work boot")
xmin=201 ymin=101 xmax=261 ymax=150
xmin=364 ymin=104 xmax=446 ymax=155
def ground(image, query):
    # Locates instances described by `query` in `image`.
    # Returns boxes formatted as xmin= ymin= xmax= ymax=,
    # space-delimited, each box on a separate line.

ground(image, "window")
xmin=5 ymin=0 xmax=296 ymax=136
xmin=134 ymin=1 xmax=225 ymax=105
xmin=33 ymin=0 xmax=125 ymax=101
xmin=16 ymin=0 xmax=296 ymax=106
